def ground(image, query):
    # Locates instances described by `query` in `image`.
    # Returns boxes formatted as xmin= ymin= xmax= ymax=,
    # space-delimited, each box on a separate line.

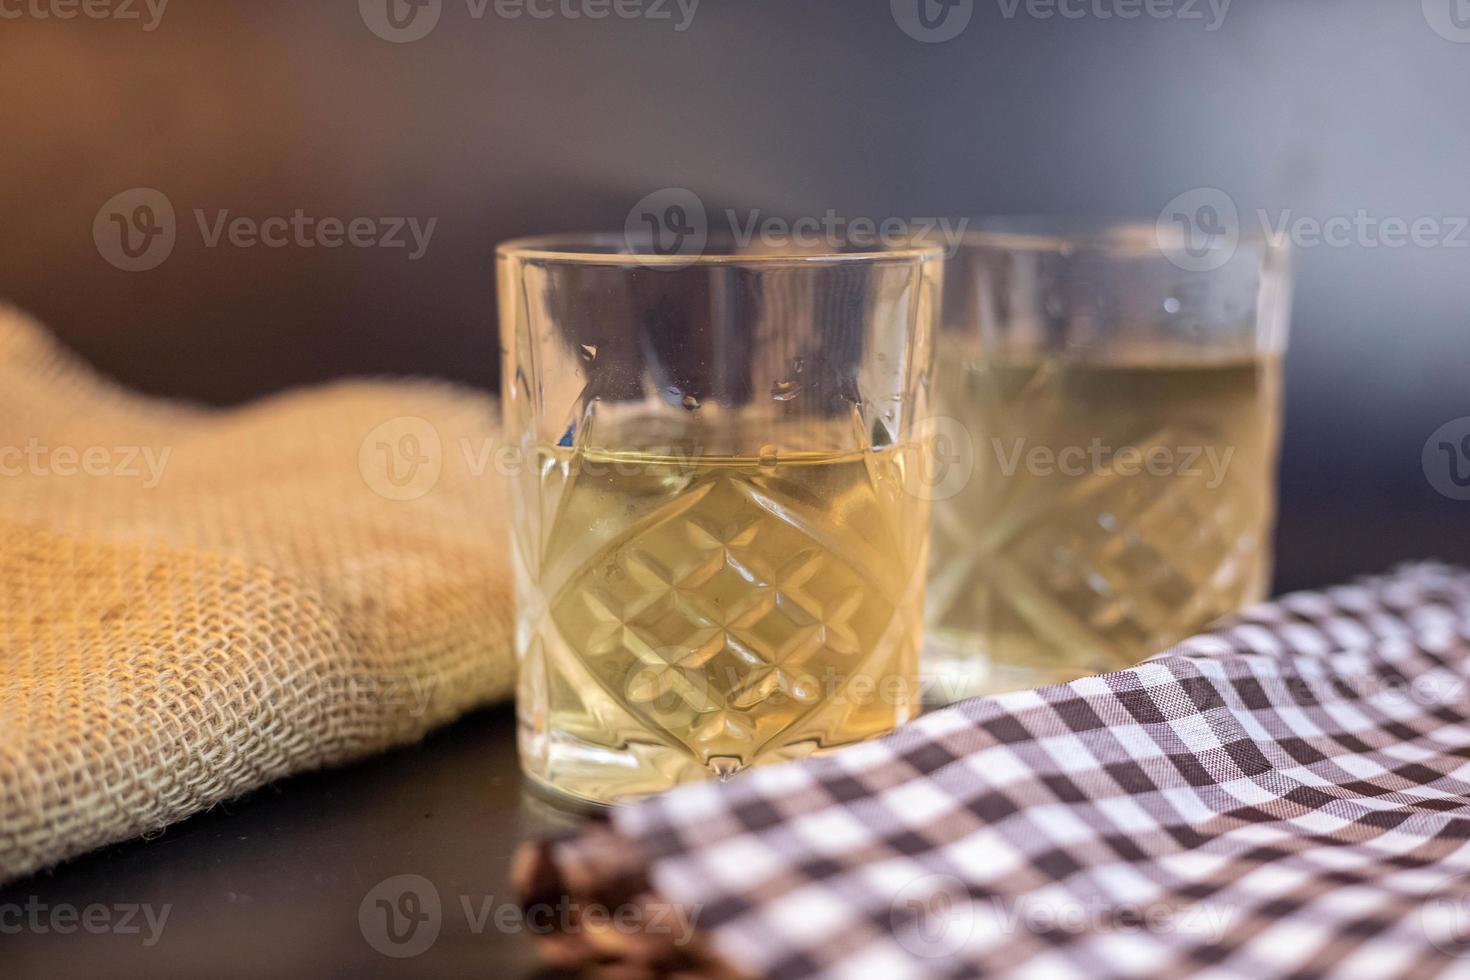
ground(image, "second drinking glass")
xmin=925 ymin=219 xmax=1291 ymax=701
xmin=500 ymin=235 xmax=944 ymax=805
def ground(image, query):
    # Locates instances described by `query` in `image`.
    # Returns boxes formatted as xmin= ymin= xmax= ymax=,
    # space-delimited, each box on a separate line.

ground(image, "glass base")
xmin=922 ymin=630 xmax=1100 ymax=707
xmin=520 ymin=767 xmax=616 ymax=815
xmin=518 ymin=719 xmax=789 ymax=809
xmin=518 ymin=713 xmax=909 ymax=807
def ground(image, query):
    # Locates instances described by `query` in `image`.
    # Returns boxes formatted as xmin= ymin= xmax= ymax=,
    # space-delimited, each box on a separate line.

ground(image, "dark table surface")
xmin=0 ymin=705 xmax=579 ymax=979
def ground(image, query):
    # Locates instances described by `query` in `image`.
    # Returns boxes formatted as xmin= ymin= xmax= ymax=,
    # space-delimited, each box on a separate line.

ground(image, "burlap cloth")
xmin=0 ymin=307 xmax=514 ymax=884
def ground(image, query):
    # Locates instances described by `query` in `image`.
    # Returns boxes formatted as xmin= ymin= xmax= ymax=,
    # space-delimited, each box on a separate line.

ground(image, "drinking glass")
xmin=924 ymin=218 xmax=1291 ymax=701
xmin=499 ymin=234 xmax=944 ymax=805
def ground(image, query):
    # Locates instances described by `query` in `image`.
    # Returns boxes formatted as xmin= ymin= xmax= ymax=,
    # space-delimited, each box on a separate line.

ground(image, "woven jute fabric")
xmin=521 ymin=563 xmax=1470 ymax=980
xmin=0 ymin=307 xmax=515 ymax=884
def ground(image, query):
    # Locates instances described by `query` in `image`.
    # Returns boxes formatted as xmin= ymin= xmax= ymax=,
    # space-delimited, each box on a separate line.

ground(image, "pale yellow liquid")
xmin=515 ymin=438 xmax=928 ymax=805
xmin=926 ymin=346 xmax=1282 ymax=700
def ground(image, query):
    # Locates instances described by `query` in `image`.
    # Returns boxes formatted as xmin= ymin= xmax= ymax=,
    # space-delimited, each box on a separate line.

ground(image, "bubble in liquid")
xmin=758 ymin=445 xmax=779 ymax=468
xmin=1163 ymin=297 xmax=1182 ymax=315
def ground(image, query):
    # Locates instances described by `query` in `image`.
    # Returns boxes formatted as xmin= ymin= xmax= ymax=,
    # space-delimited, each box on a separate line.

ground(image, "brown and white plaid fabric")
xmin=521 ymin=563 xmax=1470 ymax=979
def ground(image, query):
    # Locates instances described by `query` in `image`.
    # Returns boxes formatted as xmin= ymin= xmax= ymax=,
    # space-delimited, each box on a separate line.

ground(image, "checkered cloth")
xmin=520 ymin=563 xmax=1470 ymax=979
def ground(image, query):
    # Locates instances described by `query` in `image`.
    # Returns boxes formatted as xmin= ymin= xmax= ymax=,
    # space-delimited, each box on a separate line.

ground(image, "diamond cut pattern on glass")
xmin=546 ymin=472 xmax=915 ymax=762
xmin=933 ymin=425 xmax=1265 ymax=667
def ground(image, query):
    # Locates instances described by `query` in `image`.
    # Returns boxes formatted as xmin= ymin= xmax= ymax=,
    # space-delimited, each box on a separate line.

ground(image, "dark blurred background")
xmin=1 ymin=0 xmax=1466 ymax=587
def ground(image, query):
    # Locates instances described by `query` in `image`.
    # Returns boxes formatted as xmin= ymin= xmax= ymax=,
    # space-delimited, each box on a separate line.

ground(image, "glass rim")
xmin=944 ymin=215 xmax=1288 ymax=257
xmin=496 ymin=232 xmax=946 ymax=267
